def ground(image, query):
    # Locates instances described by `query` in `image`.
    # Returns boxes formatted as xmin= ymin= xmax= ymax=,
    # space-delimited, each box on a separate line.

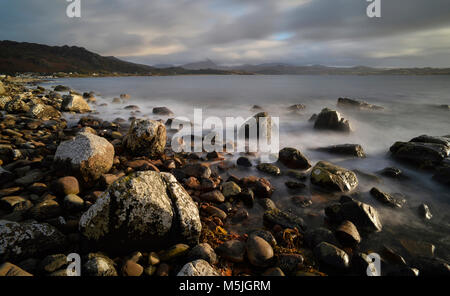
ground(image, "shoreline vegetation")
xmin=0 ymin=75 xmax=449 ymax=277
xmin=2 ymin=40 xmax=450 ymax=78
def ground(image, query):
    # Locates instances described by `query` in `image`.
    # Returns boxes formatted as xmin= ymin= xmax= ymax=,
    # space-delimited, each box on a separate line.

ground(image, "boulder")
xmin=0 ymin=220 xmax=66 ymax=262
xmin=28 ymin=104 xmax=61 ymax=120
xmin=187 ymin=243 xmax=218 ymax=264
xmin=222 ymin=181 xmax=241 ymax=198
xmin=216 ymin=240 xmax=246 ymax=263
xmin=54 ymin=132 xmax=114 ymax=182
xmin=337 ymin=98 xmax=383 ymax=111
xmin=177 ymin=259 xmax=219 ymax=276
xmin=325 ymin=196 xmax=382 ymax=233
xmin=82 ymin=253 xmax=118 ymax=276
xmin=263 ymin=208 xmax=306 ymax=232
xmin=390 ymin=141 xmax=449 ymax=167
xmin=304 ymin=227 xmax=338 ymax=248
xmin=257 ymin=163 xmax=281 ymax=176
xmin=54 ymin=85 xmax=70 ymax=92
xmin=123 ymin=119 xmax=166 ymax=158
xmin=278 ymin=147 xmax=311 ymax=169
xmin=246 ymin=235 xmax=274 ymax=267
xmin=335 ymin=220 xmax=361 ymax=247
xmin=369 ymin=187 xmax=406 ymax=208
xmin=313 ymin=108 xmax=352 ymax=132
xmin=5 ymin=98 xmax=30 ymax=114
xmin=316 ymin=144 xmax=365 ymax=158
xmin=61 ymin=95 xmax=91 ymax=113
xmin=153 ymin=107 xmax=174 ymax=116
xmin=314 ymin=242 xmax=349 ymax=270
xmin=310 ymin=161 xmax=358 ymax=192
xmin=239 ymin=176 xmax=274 ymax=199
xmin=237 ymin=156 xmax=252 ymax=167
xmin=79 ymin=171 xmax=201 ymax=252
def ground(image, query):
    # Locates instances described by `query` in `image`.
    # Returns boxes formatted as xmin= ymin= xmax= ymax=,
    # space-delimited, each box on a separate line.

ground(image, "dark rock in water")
xmin=410 ymin=135 xmax=450 ymax=148
xmin=389 ymin=141 xmax=449 ymax=168
xmin=238 ymin=188 xmax=254 ymax=207
xmin=246 ymin=236 xmax=274 ymax=267
xmin=122 ymin=119 xmax=167 ymax=158
xmin=187 ymin=243 xmax=218 ymax=264
xmin=0 ymin=262 xmax=33 ymax=276
xmin=177 ymin=259 xmax=219 ymax=276
xmin=237 ymin=156 xmax=252 ymax=167
xmin=153 ymin=107 xmax=174 ymax=116
xmin=263 ymin=208 xmax=306 ymax=232
xmin=249 ymin=229 xmax=277 ymax=247
xmin=262 ymin=267 xmax=285 ymax=276
xmin=180 ymin=163 xmax=211 ymax=179
xmin=0 ymin=196 xmax=32 ymax=213
xmin=337 ymin=97 xmax=384 ymax=111
xmin=276 ymin=254 xmax=304 ymax=273
xmin=308 ymin=114 xmax=318 ymax=122
xmin=287 ymin=104 xmax=306 ymax=112
xmin=0 ymin=220 xmax=66 ymax=262
xmin=79 ymin=171 xmax=201 ymax=252
xmin=399 ymin=239 xmax=435 ymax=258
xmin=378 ymin=167 xmax=403 ymax=178
xmin=381 ymin=246 xmax=406 ymax=265
xmin=313 ymin=108 xmax=352 ymax=132
xmin=314 ymin=242 xmax=349 ymax=270
xmin=336 ymin=220 xmax=361 ymax=247
xmin=54 ymin=85 xmax=70 ymax=92
xmin=291 ymin=196 xmax=312 ymax=208
xmin=285 ymin=181 xmax=306 ymax=190
xmin=231 ymin=208 xmax=249 ymax=223
xmin=202 ymin=205 xmax=227 ymax=220
xmin=316 ymin=144 xmax=366 ymax=158
xmin=411 ymin=257 xmax=450 ymax=276
xmin=325 ymin=196 xmax=382 ymax=233
xmin=433 ymin=167 xmax=450 ymax=186
xmin=370 ymin=187 xmax=406 ymax=208
xmin=216 ymin=240 xmax=246 ymax=263
xmin=278 ymin=147 xmax=311 ymax=169
xmin=438 ymin=104 xmax=450 ymax=110
xmin=239 ymin=176 xmax=274 ymax=199
xmin=200 ymin=190 xmax=225 ymax=203
xmin=83 ymin=253 xmax=118 ymax=276
xmin=418 ymin=203 xmax=432 ymax=220
xmin=304 ymin=227 xmax=338 ymax=249
xmin=310 ymin=161 xmax=358 ymax=192
xmin=251 ymin=105 xmax=263 ymax=111
xmin=286 ymin=170 xmax=308 ymax=180
xmin=257 ymin=163 xmax=281 ymax=176
xmin=258 ymin=198 xmax=277 ymax=211
xmin=63 ymin=194 xmax=84 ymax=212
xmin=238 ymin=112 xmax=272 ymax=141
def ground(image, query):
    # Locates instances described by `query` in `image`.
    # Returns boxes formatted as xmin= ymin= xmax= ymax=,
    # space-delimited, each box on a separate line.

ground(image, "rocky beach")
xmin=0 ymin=76 xmax=449 ymax=277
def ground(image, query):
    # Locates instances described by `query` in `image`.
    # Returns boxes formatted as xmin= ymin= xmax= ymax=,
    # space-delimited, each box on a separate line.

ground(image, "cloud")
xmin=0 ymin=0 xmax=449 ymax=67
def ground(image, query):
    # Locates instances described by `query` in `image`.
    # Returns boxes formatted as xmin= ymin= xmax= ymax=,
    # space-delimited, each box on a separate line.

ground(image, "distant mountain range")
xmin=1 ymin=41 xmax=450 ymax=76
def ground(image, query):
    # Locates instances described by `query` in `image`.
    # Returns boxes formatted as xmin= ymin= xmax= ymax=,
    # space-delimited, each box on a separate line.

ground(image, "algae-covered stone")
xmin=54 ymin=132 xmax=114 ymax=182
xmin=310 ymin=161 xmax=358 ymax=192
xmin=79 ymin=171 xmax=201 ymax=252
xmin=123 ymin=119 xmax=166 ymax=158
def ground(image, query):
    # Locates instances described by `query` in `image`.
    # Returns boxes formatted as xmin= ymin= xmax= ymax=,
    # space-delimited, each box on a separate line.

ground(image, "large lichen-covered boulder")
xmin=123 ymin=119 xmax=166 ymax=158
xmin=310 ymin=161 xmax=358 ymax=192
xmin=0 ymin=220 xmax=67 ymax=262
xmin=314 ymin=108 xmax=352 ymax=132
xmin=278 ymin=147 xmax=311 ymax=169
xmin=28 ymin=104 xmax=61 ymax=120
xmin=79 ymin=171 xmax=201 ymax=253
xmin=54 ymin=132 xmax=114 ymax=182
xmin=61 ymin=94 xmax=91 ymax=113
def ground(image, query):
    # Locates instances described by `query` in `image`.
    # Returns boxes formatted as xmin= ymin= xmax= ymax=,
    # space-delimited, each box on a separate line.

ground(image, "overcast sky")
xmin=1 ymin=0 xmax=450 ymax=67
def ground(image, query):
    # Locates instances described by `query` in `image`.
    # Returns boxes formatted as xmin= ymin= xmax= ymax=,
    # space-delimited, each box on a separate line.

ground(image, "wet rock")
xmin=39 ymin=254 xmax=67 ymax=273
xmin=410 ymin=135 xmax=450 ymax=148
xmin=285 ymin=181 xmax=306 ymax=190
xmin=418 ymin=204 xmax=432 ymax=220
xmin=0 ymin=262 xmax=33 ymax=276
xmin=126 ymin=159 xmax=159 ymax=172
xmin=15 ymin=170 xmax=44 ymax=186
xmin=28 ymin=103 xmax=61 ymax=120
xmin=246 ymin=235 xmax=274 ymax=267
xmin=79 ymin=171 xmax=201 ymax=252
xmin=337 ymin=98 xmax=383 ymax=111
xmin=304 ymin=227 xmax=338 ymax=248
xmin=258 ymin=198 xmax=277 ymax=211
xmin=112 ymin=98 xmax=121 ymax=104
xmin=278 ymin=147 xmax=311 ymax=170
xmin=316 ymin=144 xmax=365 ymax=158
xmin=180 ymin=163 xmax=212 ymax=179
xmin=122 ymin=260 xmax=144 ymax=276
xmin=291 ymin=196 xmax=312 ymax=208
xmin=325 ymin=196 xmax=382 ymax=233
xmin=287 ymin=104 xmax=306 ymax=112
xmin=390 ymin=141 xmax=449 ymax=167
xmin=237 ymin=156 xmax=252 ymax=167
xmin=310 ymin=161 xmax=358 ymax=192
xmin=313 ymin=108 xmax=352 ymax=132
xmin=53 ymin=176 xmax=80 ymax=196
xmin=177 ymin=259 xmax=219 ymax=276
xmin=352 ymin=252 xmax=380 ymax=276
xmin=286 ymin=170 xmax=308 ymax=180
xmin=202 ymin=205 xmax=227 ymax=220
xmin=5 ymin=98 xmax=30 ymax=114
xmin=381 ymin=246 xmax=406 ymax=265
xmin=83 ymin=253 xmax=117 ymax=276
xmin=153 ymin=107 xmax=174 ymax=116
xmin=63 ymin=194 xmax=84 ymax=211
xmin=249 ymin=229 xmax=277 ymax=247
xmin=276 ymin=254 xmax=304 ymax=273
xmin=30 ymin=200 xmax=62 ymax=220
xmin=399 ymin=239 xmax=435 ymax=258
xmin=231 ymin=208 xmax=249 ymax=223
xmin=378 ymin=167 xmax=403 ymax=178
xmin=314 ymin=242 xmax=350 ymax=269
xmin=61 ymin=95 xmax=91 ymax=113
xmin=187 ymin=243 xmax=218 ymax=264
xmin=200 ymin=190 xmax=225 ymax=203
xmin=336 ymin=220 xmax=361 ymax=247
xmin=123 ymin=119 xmax=167 ymax=158
xmin=238 ymin=188 xmax=254 ymax=207
xmin=263 ymin=208 xmax=306 ymax=232
xmin=0 ymin=196 xmax=32 ymax=213
xmin=54 ymin=132 xmax=114 ymax=182
xmin=240 ymin=176 xmax=274 ymax=199
xmin=0 ymin=220 xmax=66 ymax=262
xmin=257 ymin=163 xmax=281 ymax=176
xmin=262 ymin=267 xmax=285 ymax=276
xmin=370 ymin=187 xmax=406 ymax=208
xmin=216 ymin=240 xmax=246 ymax=263
xmin=222 ymin=181 xmax=241 ymax=198
xmin=54 ymin=85 xmax=70 ymax=92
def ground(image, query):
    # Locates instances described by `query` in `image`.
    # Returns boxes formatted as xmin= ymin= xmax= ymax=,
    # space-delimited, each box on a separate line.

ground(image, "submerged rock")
xmin=257 ymin=163 xmax=281 ymax=176
xmin=79 ymin=171 xmax=201 ymax=252
xmin=54 ymin=132 xmax=114 ymax=182
xmin=370 ymin=187 xmax=406 ymax=208
xmin=310 ymin=161 xmax=358 ymax=192
xmin=316 ymin=144 xmax=365 ymax=158
xmin=278 ymin=147 xmax=311 ymax=169
xmin=325 ymin=196 xmax=382 ymax=233
xmin=123 ymin=119 xmax=166 ymax=158
xmin=337 ymin=97 xmax=384 ymax=111
xmin=313 ymin=108 xmax=352 ymax=132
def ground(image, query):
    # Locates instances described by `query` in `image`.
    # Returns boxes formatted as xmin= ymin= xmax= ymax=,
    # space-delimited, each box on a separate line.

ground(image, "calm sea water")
xmin=41 ymin=75 xmax=450 ymax=260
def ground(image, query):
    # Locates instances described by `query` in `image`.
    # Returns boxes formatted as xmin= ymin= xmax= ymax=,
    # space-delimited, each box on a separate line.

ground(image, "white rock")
xmin=177 ymin=259 xmax=219 ymax=276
